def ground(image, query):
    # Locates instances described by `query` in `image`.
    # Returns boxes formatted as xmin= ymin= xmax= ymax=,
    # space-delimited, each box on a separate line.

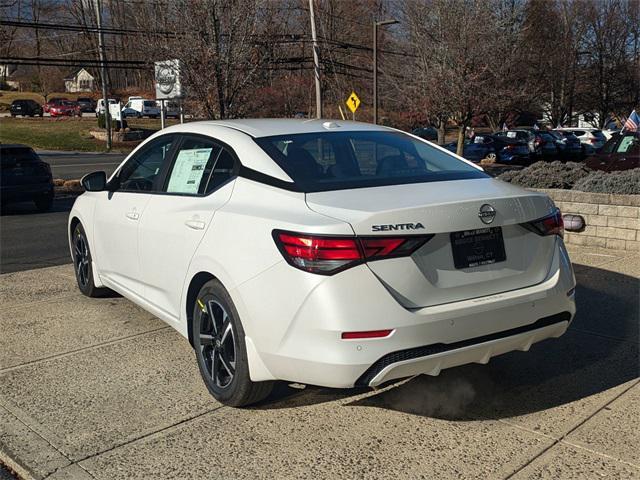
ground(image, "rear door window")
xmin=163 ymin=136 xmax=238 ymax=195
xmin=165 ymin=137 xmax=221 ymax=195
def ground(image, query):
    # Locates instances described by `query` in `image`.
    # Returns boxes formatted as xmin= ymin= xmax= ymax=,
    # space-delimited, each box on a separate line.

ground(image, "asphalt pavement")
xmin=0 ymin=197 xmax=75 ymax=274
xmin=38 ymin=151 xmax=125 ymax=181
xmin=0 ymin=151 xmax=123 ymax=275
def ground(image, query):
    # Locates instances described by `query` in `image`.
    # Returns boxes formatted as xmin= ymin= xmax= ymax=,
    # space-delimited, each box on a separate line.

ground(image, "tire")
xmin=34 ymin=193 xmax=53 ymax=212
xmin=71 ymin=223 xmax=110 ymax=298
xmin=486 ymin=152 xmax=497 ymax=161
xmin=192 ymin=279 xmax=274 ymax=407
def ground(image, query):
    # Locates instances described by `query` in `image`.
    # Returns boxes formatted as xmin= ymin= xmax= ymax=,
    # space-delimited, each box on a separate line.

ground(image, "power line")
xmin=0 ymin=19 xmax=181 ymax=36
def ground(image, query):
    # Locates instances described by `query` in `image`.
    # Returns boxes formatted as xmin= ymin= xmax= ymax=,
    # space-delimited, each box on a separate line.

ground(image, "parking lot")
xmin=0 ymin=245 xmax=638 ymax=480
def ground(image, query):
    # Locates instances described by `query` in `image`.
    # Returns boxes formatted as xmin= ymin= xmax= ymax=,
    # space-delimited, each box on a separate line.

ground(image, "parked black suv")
xmin=76 ymin=97 xmax=96 ymax=113
xmin=10 ymin=99 xmax=43 ymax=117
xmin=1 ymin=144 xmax=54 ymax=212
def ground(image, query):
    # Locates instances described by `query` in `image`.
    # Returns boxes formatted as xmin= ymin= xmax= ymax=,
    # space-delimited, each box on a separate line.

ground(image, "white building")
xmin=64 ymin=68 xmax=95 ymax=93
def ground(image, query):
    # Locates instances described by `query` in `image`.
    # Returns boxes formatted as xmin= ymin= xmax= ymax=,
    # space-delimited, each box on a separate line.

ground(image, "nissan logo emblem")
xmin=478 ymin=204 xmax=496 ymax=224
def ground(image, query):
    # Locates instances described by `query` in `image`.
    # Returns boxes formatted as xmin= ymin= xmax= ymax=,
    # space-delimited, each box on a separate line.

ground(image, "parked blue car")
xmin=445 ymin=135 xmax=530 ymax=165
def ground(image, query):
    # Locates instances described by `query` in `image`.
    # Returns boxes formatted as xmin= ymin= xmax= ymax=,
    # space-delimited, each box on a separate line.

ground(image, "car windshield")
xmin=61 ymin=101 xmax=75 ymax=106
xmin=254 ymin=131 xmax=487 ymax=192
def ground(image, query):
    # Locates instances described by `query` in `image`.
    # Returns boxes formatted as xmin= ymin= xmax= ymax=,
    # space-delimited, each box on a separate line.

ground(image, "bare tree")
xmin=402 ymin=0 xmax=502 ymax=153
xmin=133 ymin=0 xmax=276 ymax=119
xmin=577 ymin=0 xmax=639 ymax=127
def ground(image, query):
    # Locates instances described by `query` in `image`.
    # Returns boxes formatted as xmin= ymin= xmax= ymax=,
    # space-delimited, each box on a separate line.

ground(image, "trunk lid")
xmin=306 ymin=178 xmax=557 ymax=308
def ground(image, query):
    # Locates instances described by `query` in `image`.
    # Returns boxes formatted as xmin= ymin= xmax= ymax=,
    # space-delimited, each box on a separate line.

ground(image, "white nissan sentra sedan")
xmin=69 ymin=119 xmax=576 ymax=406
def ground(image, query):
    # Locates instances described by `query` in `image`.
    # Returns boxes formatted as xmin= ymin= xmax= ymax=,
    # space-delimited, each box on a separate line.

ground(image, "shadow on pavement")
xmin=0 ymin=195 xmax=76 ymax=216
xmin=261 ymin=265 xmax=639 ymax=418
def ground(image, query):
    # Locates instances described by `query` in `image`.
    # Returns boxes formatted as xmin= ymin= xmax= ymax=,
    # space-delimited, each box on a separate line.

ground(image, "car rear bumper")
xmin=1 ymin=184 xmax=53 ymax=203
xmin=236 ymin=239 xmax=576 ymax=387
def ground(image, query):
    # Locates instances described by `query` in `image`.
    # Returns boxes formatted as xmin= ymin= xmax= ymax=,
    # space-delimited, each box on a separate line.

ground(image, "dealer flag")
xmin=623 ymin=109 xmax=639 ymax=132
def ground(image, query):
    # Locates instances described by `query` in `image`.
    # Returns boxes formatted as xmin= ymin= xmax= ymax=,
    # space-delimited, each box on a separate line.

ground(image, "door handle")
xmin=185 ymin=219 xmax=206 ymax=230
xmin=126 ymin=211 xmax=139 ymax=220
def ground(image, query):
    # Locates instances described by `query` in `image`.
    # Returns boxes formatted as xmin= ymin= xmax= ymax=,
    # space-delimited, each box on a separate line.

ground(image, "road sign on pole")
xmin=346 ymin=91 xmax=360 ymax=114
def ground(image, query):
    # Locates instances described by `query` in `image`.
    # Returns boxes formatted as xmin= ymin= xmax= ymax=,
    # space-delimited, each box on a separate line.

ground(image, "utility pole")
xmin=373 ymin=19 xmax=398 ymax=125
xmin=94 ymin=0 xmax=111 ymax=150
xmin=308 ymin=0 xmax=322 ymax=119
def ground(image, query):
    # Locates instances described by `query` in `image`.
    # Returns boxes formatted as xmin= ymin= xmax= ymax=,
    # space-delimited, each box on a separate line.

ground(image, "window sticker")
xmin=167 ymin=148 xmax=212 ymax=194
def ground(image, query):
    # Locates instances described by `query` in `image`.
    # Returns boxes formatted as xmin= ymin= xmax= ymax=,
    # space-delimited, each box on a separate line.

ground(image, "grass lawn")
xmin=0 ymin=117 xmax=108 ymax=151
xmin=0 ymin=116 xmax=177 ymax=152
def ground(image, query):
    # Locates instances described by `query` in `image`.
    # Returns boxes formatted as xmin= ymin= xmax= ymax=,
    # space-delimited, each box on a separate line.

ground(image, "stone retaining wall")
xmin=534 ymin=189 xmax=640 ymax=251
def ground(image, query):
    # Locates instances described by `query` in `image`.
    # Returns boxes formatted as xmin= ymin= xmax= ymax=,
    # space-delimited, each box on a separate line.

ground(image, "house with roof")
xmin=64 ymin=68 xmax=95 ymax=93
xmin=0 ymin=63 xmax=20 ymax=89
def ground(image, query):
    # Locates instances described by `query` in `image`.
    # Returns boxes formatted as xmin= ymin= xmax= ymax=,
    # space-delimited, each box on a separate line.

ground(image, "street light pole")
xmin=309 ymin=0 xmax=322 ymax=119
xmin=373 ymin=19 xmax=398 ymax=125
xmin=93 ymin=0 xmax=111 ymax=150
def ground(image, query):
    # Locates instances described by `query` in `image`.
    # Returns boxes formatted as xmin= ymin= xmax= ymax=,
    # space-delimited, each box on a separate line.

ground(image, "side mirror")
xmin=81 ymin=171 xmax=107 ymax=191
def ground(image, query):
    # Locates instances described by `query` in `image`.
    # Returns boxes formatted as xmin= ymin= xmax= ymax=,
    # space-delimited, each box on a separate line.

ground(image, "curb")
xmin=0 ymin=447 xmax=34 ymax=480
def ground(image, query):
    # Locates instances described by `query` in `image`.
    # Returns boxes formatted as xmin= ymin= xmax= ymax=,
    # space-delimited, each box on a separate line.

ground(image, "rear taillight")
xmin=523 ymin=209 xmax=564 ymax=238
xmin=273 ymin=230 xmax=433 ymax=275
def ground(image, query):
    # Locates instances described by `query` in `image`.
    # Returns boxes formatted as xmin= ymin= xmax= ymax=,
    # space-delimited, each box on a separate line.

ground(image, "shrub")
xmin=498 ymin=161 xmax=592 ymax=189
xmin=97 ymin=113 xmax=105 ymax=129
xmin=574 ymin=169 xmax=640 ymax=195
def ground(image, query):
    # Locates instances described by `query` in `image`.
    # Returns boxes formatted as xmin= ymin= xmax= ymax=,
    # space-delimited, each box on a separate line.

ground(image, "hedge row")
xmin=498 ymin=161 xmax=640 ymax=195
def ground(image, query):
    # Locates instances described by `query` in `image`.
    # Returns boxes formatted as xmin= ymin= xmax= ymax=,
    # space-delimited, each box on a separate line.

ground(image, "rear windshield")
xmin=1 ymin=148 xmax=39 ymax=165
xmin=254 ymin=131 xmax=487 ymax=192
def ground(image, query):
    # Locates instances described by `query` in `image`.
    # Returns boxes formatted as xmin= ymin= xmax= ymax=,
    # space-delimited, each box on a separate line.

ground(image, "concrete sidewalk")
xmin=0 ymin=247 xmax=638 ymax=479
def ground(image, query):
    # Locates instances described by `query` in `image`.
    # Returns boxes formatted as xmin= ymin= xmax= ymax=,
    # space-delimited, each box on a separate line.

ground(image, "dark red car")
xmin=42 ymin=97 xmax=69 ymax=113
xmin=586 ymin=132 xmax=639 ymax=171
xmin=49 ymin=100 xmax=82 ymax=117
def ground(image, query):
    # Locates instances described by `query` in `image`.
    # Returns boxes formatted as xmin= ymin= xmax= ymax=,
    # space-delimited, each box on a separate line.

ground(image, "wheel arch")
xmin=69 ymin=216 xmax=81 ymax=254
xmin=185 ymin=271 xmax=217 ymax=347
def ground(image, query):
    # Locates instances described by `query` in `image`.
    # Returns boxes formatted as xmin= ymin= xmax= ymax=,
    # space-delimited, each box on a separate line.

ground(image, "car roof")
xmin=0 ymin=143 xmax=31 ymax=149
xmin=555 ymin=127 xmax=597 ymax=132
xmin=118 ymin=119 xmax=407 ymax=184
xmin=160 ymin=118 xmax=392 ymax=139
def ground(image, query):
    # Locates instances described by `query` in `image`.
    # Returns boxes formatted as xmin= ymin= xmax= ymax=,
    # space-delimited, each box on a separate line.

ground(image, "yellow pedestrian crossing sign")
xmin=346 ymin=91 xmax=360 ymax=113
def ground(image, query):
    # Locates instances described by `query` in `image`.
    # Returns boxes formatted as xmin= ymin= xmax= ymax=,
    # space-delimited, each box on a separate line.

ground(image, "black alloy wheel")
xmin=192 ymin=280 xmax=273 ymax=407
xmin=72 ymin=223 xmax=110 ymax=297
xmin=198 ymin=298 xmax=236 ymax=389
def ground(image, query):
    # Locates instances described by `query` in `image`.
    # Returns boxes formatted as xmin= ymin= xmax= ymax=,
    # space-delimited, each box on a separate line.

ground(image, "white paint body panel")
xmin=69 ymin=119 xmax=576 ymax=388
